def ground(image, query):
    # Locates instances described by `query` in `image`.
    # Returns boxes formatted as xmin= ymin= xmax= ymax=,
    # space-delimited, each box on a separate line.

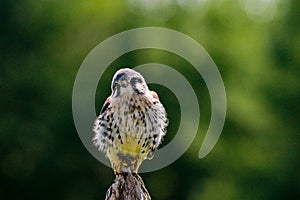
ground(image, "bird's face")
xmin=111 ymin=68 xmax=148 ymax=98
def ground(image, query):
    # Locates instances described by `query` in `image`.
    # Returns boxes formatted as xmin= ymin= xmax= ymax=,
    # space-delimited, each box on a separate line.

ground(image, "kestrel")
xmin=93 ymin=68 xmax=168 ymax=174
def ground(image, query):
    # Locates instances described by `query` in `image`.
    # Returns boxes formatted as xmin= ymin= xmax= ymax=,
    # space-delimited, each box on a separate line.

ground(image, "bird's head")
xmin=111 ymin=68 xmax=148 ymax=98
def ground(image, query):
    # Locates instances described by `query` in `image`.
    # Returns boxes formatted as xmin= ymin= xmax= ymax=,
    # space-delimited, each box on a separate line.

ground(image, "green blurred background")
xmin=1 ymin=0 xmax=299 ymax=199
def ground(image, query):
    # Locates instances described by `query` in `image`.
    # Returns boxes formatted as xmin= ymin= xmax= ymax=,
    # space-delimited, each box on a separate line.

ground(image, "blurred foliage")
xmin=1 ymin=0 xmax=299 ymax=199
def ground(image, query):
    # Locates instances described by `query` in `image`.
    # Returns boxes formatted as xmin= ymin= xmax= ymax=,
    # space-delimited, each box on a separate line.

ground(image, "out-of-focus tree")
xmin=1 ymin=0 xmax=299 ymax=199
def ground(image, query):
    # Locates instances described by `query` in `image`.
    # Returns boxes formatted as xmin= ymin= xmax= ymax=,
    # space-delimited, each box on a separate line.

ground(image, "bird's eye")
xmin=131 ymin=77 xmax=142 ymax=85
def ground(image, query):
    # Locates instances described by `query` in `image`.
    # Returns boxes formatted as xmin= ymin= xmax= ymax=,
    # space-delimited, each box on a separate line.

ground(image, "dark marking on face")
xmin=113 ymin=73 xmax=125 ymax=84
xmin=130 ymin=77 xmax=145 ymax=95
xmin=130 ymin=77 xmax=142 ymax=87
xmin=112 ymin=84 xmax=121 ymax=97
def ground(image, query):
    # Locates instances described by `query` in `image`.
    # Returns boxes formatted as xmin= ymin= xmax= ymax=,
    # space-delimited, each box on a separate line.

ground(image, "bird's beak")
xmin=115 ymin=79 xmax=128 ymax=88
xmin=118 ymin=75 xmax=129 ymax=88
xmin=120 ymin=80 xmax=128 ymax=88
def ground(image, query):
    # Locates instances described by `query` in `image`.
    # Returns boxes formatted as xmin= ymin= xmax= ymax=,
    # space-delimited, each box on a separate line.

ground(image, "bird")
xmin=92 ymin=68 xmax=168 ymax=174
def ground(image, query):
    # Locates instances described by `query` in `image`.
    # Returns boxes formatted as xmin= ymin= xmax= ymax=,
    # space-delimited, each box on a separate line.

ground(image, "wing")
xmin=150 ymin=91 xmax=159 ymax=100
xmin=145 ymin=90 xmax=169 ymax=159
xmin=92 ymin=96 xmax=112 ymax=152
xmin=99 ymin=97 xmax=111 ymax=115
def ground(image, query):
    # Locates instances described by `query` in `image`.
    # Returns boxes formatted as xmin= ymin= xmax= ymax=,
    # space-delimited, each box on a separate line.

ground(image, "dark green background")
xmin=1 ymin=0 xmax=299 ymax=199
